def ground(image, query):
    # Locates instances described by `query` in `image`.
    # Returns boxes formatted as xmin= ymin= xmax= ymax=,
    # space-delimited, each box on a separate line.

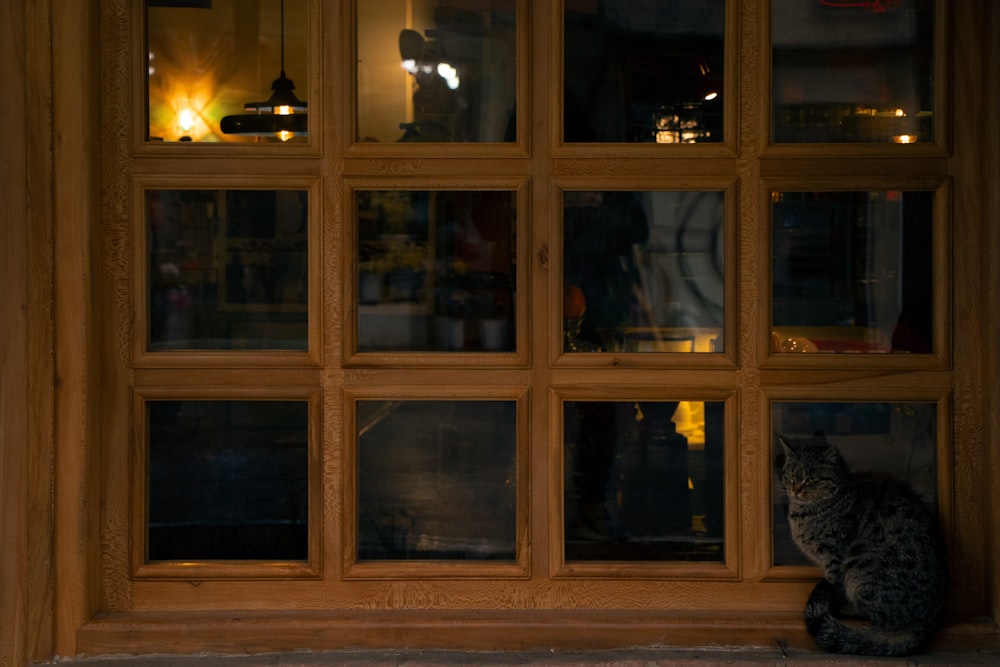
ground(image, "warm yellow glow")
xmin=177 ymin=108 xmax=195 ymax=132
xmin=893 ymin=134 xmax=917 ymax=144
xmin=672 ymin=401 xmax=705 ymax=448
xmin=169 ymin=98 xmax=214 ymax=141
xmin=275 ymin=106 xmax=296 ymax=141
xmin=894 ymin=108 xmax=906 ymax=117
xmin=703 ymin=91 xmax=718 ymax=101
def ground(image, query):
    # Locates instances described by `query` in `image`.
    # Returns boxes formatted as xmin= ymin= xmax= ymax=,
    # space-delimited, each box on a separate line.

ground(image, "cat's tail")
xmin=804 ymin=579 xmax=928 ymax=657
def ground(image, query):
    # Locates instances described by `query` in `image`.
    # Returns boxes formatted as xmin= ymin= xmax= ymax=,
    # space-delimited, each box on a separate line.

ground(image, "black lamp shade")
xmin=219 ymin=113 xmax=308 ymax=135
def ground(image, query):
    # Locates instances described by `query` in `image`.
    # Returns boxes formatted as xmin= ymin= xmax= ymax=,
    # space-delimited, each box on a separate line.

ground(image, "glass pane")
xmin=357 ymin=190 xmax=516 ymax=352
xmin=771 ymin=190 xmax=932 ymax=354
xmin=356 ymin=400 xmax=517 ymax=560
xmin=356 ymin=0 xmax=517 ymax=143
xmin=564 ymin=0 xmax=725 ymax=143
xmin=147 ymin=0 xmax=309 ymax=143
xmin=148 ymin=189 xmax=308 ymax=350
xmin=772 ymin=401 xmax=937 ymax=566
xmin=564 ymin=400 xmax=724 ymax=561
xmin=147 ymin=400 xmax=309 ymax=561
xmin=563 ymin=191 xmax=724 ymax=353
xmin=772 ymin=0 xmax=934 ymax=144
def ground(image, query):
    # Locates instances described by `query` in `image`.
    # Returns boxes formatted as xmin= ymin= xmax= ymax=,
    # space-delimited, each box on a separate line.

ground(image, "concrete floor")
xmin=41 ymin=648 xmax=1000 ymax=667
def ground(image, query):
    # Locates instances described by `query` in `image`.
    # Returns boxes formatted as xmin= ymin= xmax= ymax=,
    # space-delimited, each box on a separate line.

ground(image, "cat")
xmin=776 ymin=434 xmax=947 ymax=656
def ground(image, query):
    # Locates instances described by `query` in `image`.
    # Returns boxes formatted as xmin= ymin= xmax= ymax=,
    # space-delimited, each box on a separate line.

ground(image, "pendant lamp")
xmin=220 ymin=0 xmax=307 ymax=141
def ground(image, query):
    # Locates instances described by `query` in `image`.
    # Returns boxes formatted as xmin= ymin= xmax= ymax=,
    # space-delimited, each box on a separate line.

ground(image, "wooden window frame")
xmin=757 ymin=386 xmax=954 ymax=583
xmin=343 ymin=178 xmax=531 ymax=368
xmin=35 ymin=0 xmax=995 ymax=658
xmin=550 ymin=178 xmax=740 ymax=370
xmin=758 ymin=176 xmax=952 ymax=371
xmin=131 ymin=176 xmax=324 ymax=368
xmin=548 ymin=386 xmax=740 ymax=580
xmin=131 ymin=386 xmax=324 ymax=580
xmin=342 ymin=386 xmax=531 ymax=580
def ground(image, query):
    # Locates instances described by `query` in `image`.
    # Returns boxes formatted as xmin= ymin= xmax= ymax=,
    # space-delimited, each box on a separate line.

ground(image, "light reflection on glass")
xmin=564 ymin=1 xmax=724 ymax=143
xmin=563 ymin=191 xmax=724 ymax=353
xmin=146 ymin=0 xmax=309 ymax=143
xmin=148 ymin=189 xmax=308 ymax=351
xmin=357 ymin=400 xmax=517 ymax=561
xmin=357 ymin=190 xmax=516 ymax=352
xmin=771 ymin=0 xmax=934 ymax=143
xmin=357 ymin=0 xmax=517 ymax=143
xmin=564 ymin=400 xmax=725 ymax=561
xmin=771 ymin=190 xmax=933 ymax=354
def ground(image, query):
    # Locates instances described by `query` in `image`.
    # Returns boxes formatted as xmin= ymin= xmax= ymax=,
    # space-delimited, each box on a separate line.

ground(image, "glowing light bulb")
xmin=437 ymin=62 xmax=460 ymax=90
xmin=178 ymin=108 xmax=195 ymax=133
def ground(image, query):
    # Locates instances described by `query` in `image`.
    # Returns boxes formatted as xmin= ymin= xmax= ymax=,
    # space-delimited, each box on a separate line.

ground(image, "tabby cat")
xmin=776 ymin=434 xmax=947 ymax=656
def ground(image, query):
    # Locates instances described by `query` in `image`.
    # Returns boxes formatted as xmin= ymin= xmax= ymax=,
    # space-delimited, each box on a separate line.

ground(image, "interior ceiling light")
xmin=220 ymin=0 xmax=307 ymax=140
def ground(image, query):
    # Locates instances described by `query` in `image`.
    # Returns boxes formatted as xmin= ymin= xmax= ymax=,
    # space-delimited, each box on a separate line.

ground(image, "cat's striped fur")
xmin=777 ymin=435 xmax=947 ymax=656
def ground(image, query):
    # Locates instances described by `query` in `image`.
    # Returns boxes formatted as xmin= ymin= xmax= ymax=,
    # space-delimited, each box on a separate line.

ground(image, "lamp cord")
xmin=280 ymin=0 xmax=285 ymax=73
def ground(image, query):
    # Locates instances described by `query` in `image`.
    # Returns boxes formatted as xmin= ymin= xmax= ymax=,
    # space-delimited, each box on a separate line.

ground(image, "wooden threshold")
xmin=76 ymin=610 xmax=1000 ymax=657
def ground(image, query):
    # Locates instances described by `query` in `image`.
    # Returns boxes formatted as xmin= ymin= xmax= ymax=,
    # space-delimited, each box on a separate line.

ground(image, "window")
xmin=83 ymin=0 xmax=993 ymax=654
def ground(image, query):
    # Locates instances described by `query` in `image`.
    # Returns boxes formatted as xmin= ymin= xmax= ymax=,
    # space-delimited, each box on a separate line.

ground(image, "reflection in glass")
xmin=356 ymin=400 xmax=517 ymax=560
xmin=147 ymin=400 xmax=309 ymax=561
xmin=356 ymin=0 xmax=517 ymax=143
xmin=146 ymin=0 xmax=309 ymax=143
xmin=771 ymin=191 xmax=932 ymax=354
xmin=772 ymin=401 xmax=937 ymax=566
xmin=564 ymin=0 xmax=724 ymax=143
xmin=564 ymin=400 xmax=724 ymax=561
xmin=772 ymin=0 xmax=934 ymax=143
xmin=357 ymin=190 xmax=516 ymax=352
xmin=148 ymin=189 xmax=308 ymax=351
xmin=563 ymin=191 xmax=724 ymax=353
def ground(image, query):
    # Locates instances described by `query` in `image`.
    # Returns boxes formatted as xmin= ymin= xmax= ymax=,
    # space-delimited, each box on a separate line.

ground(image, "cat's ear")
xmin=778 ymin=437 xmax=795 ymax=459
xmin=821 ymin=443 xmax=842 ymax=462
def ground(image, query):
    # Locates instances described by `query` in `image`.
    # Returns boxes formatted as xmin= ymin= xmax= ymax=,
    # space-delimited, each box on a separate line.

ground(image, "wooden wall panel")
xmin=1 ymin=0 xmax=56 ymax=664
xmin=52 ymin=0 xmax=102 ymax=657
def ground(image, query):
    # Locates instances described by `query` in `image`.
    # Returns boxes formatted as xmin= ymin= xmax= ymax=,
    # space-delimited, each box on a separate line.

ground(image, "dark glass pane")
xmin=564 ymin=400 xmax=725 ymax=561
xmin=771 ymin=190 xmax=933 ymax=354
xmin=147 ymin=400 xmax=309 ymax=561
xmin=772 ymin=0 xmax=934 ymax=143
xmin=563 ymin=191 xmax=724 ymax=353
xmin=771 ymin=401 xmax=937 ymax=566
xmin=148 ymin=189 xmax=308 ymax=351
xmin=564 ymin=0 xmax=724 ymax=143
xmin=146 ymin=0 xmax=309 ymax=143
xmin=357 ymin=190 xmax=516 ymax=352
xmin=357 ymin=400 xmax=517 ymax=560
xmin=357 ymin=0 xmax=517 ymax=143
